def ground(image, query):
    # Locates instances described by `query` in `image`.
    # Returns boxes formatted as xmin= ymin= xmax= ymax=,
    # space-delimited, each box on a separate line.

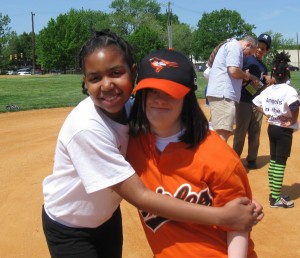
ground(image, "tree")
xmin=36 ymin=9 xmax=110 ymax=72
xmin=110 ymin=0 xmax=193 ymax=58
xmin=19 ymin=33 xmax=35 ymax=66
xmin=127 ymin=25 xmax=164 ymax=62
xmin=155 ymin=11 xmax=180 ymax=30
xmin=3 ymin=32 xmax=32 ymax=68
xmin=192 ymin=9 xmax=255 ymax=61
xmin=171 ymin=23 xmax=193 ymax=57
xmin=109 ymin=0 xmax=161 ymax=36
xmin=154 ymin=10 xmax=193 ymax=56
xmin=0 ymin=13 xmax=11 ymax=47
xmin=260 ymin=31 xmax=297 ymax=70
xmin=0 ymin=13 xmax=11 ymax=72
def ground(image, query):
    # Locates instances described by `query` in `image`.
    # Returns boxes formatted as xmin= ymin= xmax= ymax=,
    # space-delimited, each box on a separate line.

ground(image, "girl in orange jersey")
xmin=128 ymin=49 xmax=259 ymax=258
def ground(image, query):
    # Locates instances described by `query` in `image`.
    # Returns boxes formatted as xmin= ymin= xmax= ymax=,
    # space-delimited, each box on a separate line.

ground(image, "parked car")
xmin=34 ymin=69 xmax=43 ymax=75
xmin=288 ymin=64 xmax=299 ymax=71
xmin=17 ymin=71 xmax=31 ymax=76
xmin=195 ymin=63 xmax=207 ymax=72
xmin=6 ymin=70 xmax=16 ymax=75
xmin=17 ymin=68 xmax=32 ymax=76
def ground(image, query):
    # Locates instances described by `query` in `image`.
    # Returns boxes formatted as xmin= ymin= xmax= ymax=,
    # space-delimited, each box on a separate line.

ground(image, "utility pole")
xmin=297 ymin=32 xmax=299 ymax=69
xmin=167 ymin=2 xmax=172 ymax=50
xmin=31 ymin=12 xmax=35 ymax=74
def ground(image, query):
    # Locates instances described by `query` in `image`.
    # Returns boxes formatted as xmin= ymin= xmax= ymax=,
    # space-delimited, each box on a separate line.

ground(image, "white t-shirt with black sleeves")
xmin=253 ymin=83 xmax=299 ymax=130
xmin=43 ymin=97 xmax=135 ymax=228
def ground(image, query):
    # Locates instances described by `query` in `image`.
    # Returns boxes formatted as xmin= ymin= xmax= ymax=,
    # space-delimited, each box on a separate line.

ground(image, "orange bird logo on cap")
xmin=149 ymin=57 xmax=179 ymax=72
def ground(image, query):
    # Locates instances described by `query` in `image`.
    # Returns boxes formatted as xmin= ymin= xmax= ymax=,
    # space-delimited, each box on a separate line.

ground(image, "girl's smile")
xmin=84 ymin=47 xmax=135 ymax=121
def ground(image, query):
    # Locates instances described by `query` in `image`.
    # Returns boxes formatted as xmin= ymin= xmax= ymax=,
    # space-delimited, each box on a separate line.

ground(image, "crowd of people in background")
xmin=205 ymin=33 xmax=299 ymax=209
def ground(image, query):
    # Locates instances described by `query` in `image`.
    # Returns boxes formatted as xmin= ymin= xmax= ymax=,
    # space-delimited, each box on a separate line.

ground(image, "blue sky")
xmin=1 ymin=0 xmax=299 ymax=41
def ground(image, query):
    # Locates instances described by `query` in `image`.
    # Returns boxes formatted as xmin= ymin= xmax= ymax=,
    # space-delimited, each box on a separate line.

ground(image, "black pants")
xmin=42 ymin=206 xmax=123 ymax=258
xmin=268 ymin=125 xmax=293 ymax=162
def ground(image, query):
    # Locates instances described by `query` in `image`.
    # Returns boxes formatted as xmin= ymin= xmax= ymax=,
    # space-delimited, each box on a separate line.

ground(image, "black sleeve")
xmin=289 ymin=100 xmax=300 ymax=111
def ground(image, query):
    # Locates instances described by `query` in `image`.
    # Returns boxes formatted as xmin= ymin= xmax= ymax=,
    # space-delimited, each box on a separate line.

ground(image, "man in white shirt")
xmin=206 ymin=36 xmax=258 ymax=142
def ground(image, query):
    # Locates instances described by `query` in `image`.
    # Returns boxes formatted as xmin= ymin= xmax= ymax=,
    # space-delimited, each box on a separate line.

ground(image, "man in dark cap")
xmin=233 ymin=33 xmax=273 ymax=169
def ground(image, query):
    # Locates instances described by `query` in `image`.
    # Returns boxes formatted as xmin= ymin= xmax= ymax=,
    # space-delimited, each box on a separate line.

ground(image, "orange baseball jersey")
xmin=127 ymin=131 xmax=257 ymax=258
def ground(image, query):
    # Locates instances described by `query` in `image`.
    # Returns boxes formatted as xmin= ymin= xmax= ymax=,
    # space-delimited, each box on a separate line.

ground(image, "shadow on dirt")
xmin=282 ymin=183 xmax=300 ymax=201
xmin=241 ymin=155 xmax=270 ymax=173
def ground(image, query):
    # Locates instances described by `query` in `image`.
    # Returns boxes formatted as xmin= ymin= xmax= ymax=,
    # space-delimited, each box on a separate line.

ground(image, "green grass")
xmin=0 ymin=72 xmax=299 ymax=113
xmin=195 ymin=72 xmax=208 ymax=98
xmin=195 ymin=71 xmax=300 ymax=99
xmin=0 ymin=75 xmax=86 ymax=112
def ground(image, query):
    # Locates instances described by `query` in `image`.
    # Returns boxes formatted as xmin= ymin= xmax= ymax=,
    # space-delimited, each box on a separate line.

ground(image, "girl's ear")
xmin=82 ymin=76 xmax=89 ymax=96
xmin=131 ymin=64 xmax=138 ymax=82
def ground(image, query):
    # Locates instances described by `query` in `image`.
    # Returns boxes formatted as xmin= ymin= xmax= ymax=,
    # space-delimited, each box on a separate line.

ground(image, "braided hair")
xmin=79 ymin=29 xmax=135 ymax=96
xmin=79 ymin=29 xmax=135 ymax=74
xmin=271 ymin=51 xmax=291 ymax=84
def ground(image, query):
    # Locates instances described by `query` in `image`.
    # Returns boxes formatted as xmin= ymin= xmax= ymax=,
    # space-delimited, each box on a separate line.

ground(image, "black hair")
xmin=81 ymin=81 xmax=88 ymax=96
xmin=79 ymin=29 xmax=135 ymax=74
xmin=271 ymin=51 xmax=291 ymax=84
xmin=128 ymin=89 xmax=209 ymax=149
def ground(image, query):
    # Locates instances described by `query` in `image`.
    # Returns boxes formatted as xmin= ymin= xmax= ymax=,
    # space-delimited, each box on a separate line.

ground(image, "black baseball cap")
xmin=133 ymin=49 xmax=197 ymax=99
xmin=257 ymin=33 xmax=272 ymax=49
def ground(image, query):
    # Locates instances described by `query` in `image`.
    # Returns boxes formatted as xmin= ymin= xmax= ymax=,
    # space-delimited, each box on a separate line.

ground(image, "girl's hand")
xmin=279 ymin=116 xmax=293 ymax=127
xmin=252 ymin=199 xmax=264 ymax=222
xmin=222 ymin=197 xmax=262 ymax=232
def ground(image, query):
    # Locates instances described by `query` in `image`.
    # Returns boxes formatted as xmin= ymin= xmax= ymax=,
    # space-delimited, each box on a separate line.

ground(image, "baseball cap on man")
xmin=133 ymin=49 xmax=197 ymax=99
xmin=257 ymin=33 xmax=272 ymax=49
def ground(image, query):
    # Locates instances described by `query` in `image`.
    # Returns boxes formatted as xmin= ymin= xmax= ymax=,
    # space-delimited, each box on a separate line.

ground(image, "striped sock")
xmin=268 ymin=160 xmax=275 ymax=197
xmin=271 ymin=163 xmax=286 ymax=201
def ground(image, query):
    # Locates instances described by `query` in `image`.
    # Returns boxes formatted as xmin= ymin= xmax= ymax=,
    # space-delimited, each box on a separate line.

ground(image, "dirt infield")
xmin=0 ymin=100 xmax=299 ymax=258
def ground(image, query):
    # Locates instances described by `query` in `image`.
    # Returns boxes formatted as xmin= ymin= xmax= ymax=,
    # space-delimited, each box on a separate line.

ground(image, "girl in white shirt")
xmin=253 ymin=51 xmax=299 ymax=208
